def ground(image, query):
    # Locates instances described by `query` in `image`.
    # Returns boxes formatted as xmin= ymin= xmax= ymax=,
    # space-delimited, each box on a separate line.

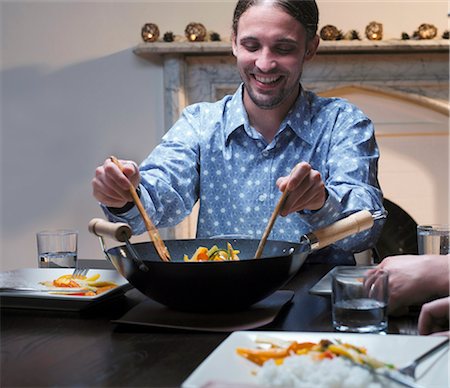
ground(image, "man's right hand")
xmin=92 ymin=158 xmax=141 ymax=208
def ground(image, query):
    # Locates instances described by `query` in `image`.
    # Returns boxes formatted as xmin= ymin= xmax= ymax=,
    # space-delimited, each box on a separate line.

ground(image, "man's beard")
xmin=243 ymin=73 xmax=301 ymax=110
xmin=245 ymin=85 xmax=287 ymax=109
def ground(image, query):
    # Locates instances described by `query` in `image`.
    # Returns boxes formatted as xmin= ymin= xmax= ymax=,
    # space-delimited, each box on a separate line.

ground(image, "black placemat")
xmin=112 ymin=290 xmax=294 ymax=332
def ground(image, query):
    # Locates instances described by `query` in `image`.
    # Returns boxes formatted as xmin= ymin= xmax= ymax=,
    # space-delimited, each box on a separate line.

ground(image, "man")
xmin=92 ymin=0 xmax=384 ymax=264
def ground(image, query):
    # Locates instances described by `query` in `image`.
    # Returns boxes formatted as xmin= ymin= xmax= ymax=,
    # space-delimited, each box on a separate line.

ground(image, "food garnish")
xmin=39 ymin=273 xmax=117 ymax=296
xmin=183 ymin=243 xmax=240 ymax=262
xmin=237 ymin=337 xmax=394 ymax=370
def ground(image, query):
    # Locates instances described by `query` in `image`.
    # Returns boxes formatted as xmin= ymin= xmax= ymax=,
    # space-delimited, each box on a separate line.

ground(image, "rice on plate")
xmin=258 ymin=355 xmax=400 ymax=388
xmin=237 ymin=337 xmax=414 ymax=388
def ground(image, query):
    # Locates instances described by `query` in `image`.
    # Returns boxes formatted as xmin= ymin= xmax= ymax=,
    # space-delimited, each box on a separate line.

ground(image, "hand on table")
xmin=377 ymin=254 xmax=449 ymax=315
xmin=92 ymin=158 xmax=141 ymax=208
xmin=418 ymin=296 xmax=450 ymax=337
xmin=276 ymin=162 xmax=326 ymax=216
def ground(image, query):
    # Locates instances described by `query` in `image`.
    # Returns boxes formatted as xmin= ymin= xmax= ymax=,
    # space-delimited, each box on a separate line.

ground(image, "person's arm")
xmin=378 ymin=254 xmax=450 ymax=314
xmin=95 ymin=105 xmax=202 ymax=235
xmin=418 ymin=296 xmax=450 ymax=337
xmin=281 ymin=103 xmax=385 ymax=253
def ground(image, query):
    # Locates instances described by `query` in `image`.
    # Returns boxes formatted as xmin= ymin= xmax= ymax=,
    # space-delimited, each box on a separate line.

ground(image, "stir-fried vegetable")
xmin=237 ymin=337 xmax=395 ymax=370
xmin=40 ymin=273 xmax=117 ymax=296
xmin=183 ymin=243 xmax=240 ymax=262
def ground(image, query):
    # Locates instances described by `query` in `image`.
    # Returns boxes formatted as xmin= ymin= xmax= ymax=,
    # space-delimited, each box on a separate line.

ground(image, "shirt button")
xmin=258 ymin=194 xmax=267 ymax=202
xmin=262 ymin=150 xmax=269 ymax=157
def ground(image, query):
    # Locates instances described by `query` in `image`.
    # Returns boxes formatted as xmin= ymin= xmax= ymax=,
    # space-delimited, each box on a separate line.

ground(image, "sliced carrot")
xmin=53 ymin=275 xmax=80 ymax=288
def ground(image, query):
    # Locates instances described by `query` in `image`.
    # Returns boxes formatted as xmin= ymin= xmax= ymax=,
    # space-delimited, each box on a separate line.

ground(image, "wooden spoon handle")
xmin=254 ymin=163 xmax=303 ymax=259
xmin=254 ymin=189 xmax=289 ymax=259
xmin=110 ymin=156 xmax=171 ymax=262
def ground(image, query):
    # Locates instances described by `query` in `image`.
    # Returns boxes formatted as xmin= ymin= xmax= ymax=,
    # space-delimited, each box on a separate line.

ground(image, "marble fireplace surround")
xmin=134 ymin=40 xmax=449 ymax=126
xmin=134 ymin=40 xmax=449 ymax=238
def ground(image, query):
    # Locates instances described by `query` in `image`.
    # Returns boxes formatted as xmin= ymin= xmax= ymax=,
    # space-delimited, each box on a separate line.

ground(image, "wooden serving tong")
xmin=254 ymin=163 xmax=301 ymax=259
xmin=254 ymin=163 xmax=376 ymax=259
xmin=254 ymin=189 xmax=290 ymax=259
xmin=110 ymin=156 xmax=171 ymax=262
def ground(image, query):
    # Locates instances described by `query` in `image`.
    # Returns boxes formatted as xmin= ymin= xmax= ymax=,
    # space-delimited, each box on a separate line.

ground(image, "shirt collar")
xmin=224 ymin=84 xmax=315 ymax=146
xmin=281 ymin=87 xmax=315 ymax=146
xmin=224 ymin=84 xmax=248 ymax=144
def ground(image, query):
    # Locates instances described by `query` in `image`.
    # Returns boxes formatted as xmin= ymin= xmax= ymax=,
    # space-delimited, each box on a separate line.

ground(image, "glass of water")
xmin=332 ymin=266 xmax=389 ymax=333
xmin=36 ymin=229 xmax=78 ymax=268
xmin=417 ymin=225 xmax=450 ymax=255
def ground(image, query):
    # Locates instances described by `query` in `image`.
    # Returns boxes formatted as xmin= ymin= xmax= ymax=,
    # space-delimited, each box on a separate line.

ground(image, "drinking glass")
xmin=417 ymin=225 xmax=450 ymax=255
xmin=332 ymin=266 xmax=389 ymax=333
xmin=36 ymin=229 xmax=78 ymax=268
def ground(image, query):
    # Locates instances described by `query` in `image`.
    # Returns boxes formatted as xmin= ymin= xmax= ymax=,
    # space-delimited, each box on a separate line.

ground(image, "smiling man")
xmin=232 ymin=0 xmax=320 ymax=142
xmin=92 ymin=0 xmax=385 ymax=264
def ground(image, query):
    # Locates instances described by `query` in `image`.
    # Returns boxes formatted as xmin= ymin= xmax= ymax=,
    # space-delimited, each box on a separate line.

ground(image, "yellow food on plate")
xmin=86 ymin=273 xmax=100 ymax=282
xmin=183 ymin=242 xmax=240 ymax=262
xmin=237 ymin=337 xmax=393 ymax=369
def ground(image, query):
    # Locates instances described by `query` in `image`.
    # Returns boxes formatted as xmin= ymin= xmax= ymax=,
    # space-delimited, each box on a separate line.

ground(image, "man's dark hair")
xmin=232 ymin=0 xmax=319 ymax=40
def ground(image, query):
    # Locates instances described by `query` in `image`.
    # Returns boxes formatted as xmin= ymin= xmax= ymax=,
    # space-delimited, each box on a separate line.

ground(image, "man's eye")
xmin=276 ymin=46 xmax=295 ymax=54
xmin=242 ymin=43 xmax=259 ymax=52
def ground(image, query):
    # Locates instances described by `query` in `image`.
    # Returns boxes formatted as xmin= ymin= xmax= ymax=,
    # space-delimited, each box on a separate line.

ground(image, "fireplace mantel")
xmin=134 ymin=39 xmax=449 ymax=56
xmin=134 ymin=39 xmax=449 ymax=130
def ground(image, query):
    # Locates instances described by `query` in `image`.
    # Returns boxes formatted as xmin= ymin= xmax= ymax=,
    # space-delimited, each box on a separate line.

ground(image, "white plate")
xmin=0 ymin=268 xmax=131 ymax=311
xmin=182 ymin=331 xmax=449 ymax=388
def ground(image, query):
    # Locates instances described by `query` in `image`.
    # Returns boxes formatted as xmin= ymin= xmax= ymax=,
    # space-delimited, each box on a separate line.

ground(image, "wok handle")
xmin=308 ymin=210 xmax=374 ymax=250
xmin=88 ymin=218 xmax=150 ymax=272
xmin=88 ymin=218 xmax=132 ymax=242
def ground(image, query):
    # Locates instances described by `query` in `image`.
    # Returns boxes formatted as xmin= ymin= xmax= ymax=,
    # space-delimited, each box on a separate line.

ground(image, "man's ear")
xmin=305 ymin=35 xmax=320 ymax=61
xmin=231 ymin=33 xmax=238 ymax=57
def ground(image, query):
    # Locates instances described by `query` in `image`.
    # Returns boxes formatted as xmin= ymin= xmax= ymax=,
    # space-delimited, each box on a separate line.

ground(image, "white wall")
xmin=1 ymin=1 xmax=448 ymax=271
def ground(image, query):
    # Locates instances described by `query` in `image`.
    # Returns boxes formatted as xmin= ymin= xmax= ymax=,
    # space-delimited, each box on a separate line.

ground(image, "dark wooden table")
xmin=0 ymin=261 xmax=414 ymax=387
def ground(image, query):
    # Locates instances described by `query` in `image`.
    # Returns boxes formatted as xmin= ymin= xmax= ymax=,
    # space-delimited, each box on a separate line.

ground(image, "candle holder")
xmin=141 ymin=23 xmax=160 ymax=42
xmin=185 ymin=22 xmax=207 ymax=42
xmin=417 ymin=23 xmax=438 ymax=40
xmin=365 ymin=21 xmax=383 ymax=41
xmin=320 ymin=25 xmax=342 ymax=41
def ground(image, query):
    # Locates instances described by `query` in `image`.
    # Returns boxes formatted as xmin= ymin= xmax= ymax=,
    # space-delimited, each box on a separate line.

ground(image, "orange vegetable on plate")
xmin=53 ymin=275 xmax=82 ymax=288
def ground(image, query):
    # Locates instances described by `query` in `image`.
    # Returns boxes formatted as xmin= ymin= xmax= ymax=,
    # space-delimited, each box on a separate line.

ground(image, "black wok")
xmin=88 ymin=210 xmax=374 ymax=312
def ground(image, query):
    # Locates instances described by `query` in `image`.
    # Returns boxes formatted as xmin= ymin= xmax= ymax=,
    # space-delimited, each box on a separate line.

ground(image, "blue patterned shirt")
xmin=103 ymin=85 xmax=384 ymax=264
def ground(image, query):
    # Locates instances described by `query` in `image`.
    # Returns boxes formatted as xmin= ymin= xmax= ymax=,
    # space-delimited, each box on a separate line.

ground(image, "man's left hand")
xmin=276 ymin=162 xmax=326 ymax=216
xmin=418 ymin=296 xmax=450 ymax=337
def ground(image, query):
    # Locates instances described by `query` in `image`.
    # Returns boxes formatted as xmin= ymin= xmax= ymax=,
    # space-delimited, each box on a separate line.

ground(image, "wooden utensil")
xmin=254 ymin=189 xmax=289 ymax=259
xmin=254 ymin=163 xmax=302 ymax=259
xmin=110 ymin=156 xmax=171 ymax=262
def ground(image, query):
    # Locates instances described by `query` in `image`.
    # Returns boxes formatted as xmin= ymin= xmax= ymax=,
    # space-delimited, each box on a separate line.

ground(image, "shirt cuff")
xmin=106 ymin=186 xmax=141 ymax=215
xmin=298 ymin=189 xmax=342 ymax=228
